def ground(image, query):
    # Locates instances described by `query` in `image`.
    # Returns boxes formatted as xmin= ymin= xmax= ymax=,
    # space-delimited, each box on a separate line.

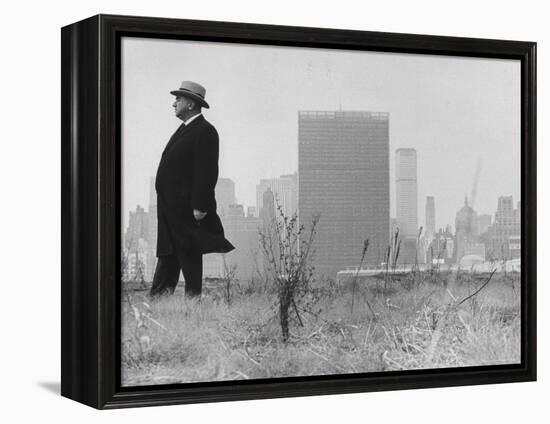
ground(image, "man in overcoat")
xmin=150 ymin=81 xmax=234 ymax=298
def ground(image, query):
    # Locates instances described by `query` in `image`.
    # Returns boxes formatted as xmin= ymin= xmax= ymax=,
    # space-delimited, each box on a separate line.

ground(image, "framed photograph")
xmin=61 ymin=14 xmax=536 ymax=409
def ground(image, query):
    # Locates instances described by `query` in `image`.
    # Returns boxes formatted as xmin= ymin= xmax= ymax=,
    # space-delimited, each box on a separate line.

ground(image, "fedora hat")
xmin=170 ymin=80 xmax=210 ymax=109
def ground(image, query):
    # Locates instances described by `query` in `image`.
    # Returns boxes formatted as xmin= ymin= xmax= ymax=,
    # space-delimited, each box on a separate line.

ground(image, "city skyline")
xmin=126 ymin=165 xmax=520 ymax=239
xmin=124 ymin=151 xmax=520 ymax=237
xmin=123 ymin=170 xmax=521 ymax=280
xmin=123 ymin=132 xmax=521 ymax=275
xmin=124 ymin=148 xmax=520 ymax=236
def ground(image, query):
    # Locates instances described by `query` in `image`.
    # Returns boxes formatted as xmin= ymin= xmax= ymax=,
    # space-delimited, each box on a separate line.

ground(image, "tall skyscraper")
xmin=395 ymin=148 xmax=418 ymax=238
xmin=425 ymin=196 xmax=435 ymax=240
xmin=215 ymin=178 xmax=236 ymax=217
xmin=298 ymin=110 xmax=389 ymax=278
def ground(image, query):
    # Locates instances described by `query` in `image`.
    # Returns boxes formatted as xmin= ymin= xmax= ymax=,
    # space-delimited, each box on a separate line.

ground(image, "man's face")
xmin=172 ymin=95 xmax=192 ymax=119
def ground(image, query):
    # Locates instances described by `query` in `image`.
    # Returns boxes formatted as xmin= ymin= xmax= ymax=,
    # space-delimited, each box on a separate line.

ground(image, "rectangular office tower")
xmin=395 ymin=148 xmax=418 ymax=238
xmin=425 ymin=196 xmax=435 ymax=240
xmin=298 ymin=111 xmax=390 ymax=278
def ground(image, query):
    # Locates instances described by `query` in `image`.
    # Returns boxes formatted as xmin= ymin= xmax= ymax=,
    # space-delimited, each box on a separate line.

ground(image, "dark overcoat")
xmin=155 ymin=115 xmax=234 ymax=256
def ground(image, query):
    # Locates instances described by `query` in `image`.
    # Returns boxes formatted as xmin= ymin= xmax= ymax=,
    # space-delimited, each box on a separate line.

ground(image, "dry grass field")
xmin=121 ymin=271 xmax=520 ymax=386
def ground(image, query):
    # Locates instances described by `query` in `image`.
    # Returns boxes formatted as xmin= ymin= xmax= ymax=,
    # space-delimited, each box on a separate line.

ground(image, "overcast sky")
xmin=122 ymin=37 xmax=520 ymax=231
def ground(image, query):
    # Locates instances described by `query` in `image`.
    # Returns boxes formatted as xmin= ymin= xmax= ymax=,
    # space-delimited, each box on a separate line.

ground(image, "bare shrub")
xmin=221 ymin=258 xmax=238 ymax=306
xmin=259 ymin=206 xmax=319 ymax=342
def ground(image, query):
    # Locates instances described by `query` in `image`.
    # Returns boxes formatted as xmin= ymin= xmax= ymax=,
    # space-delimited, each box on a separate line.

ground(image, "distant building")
xmin=427 ymin=228 xmax=455 ymax=264
xmin=395 ymin=149 xmax=418 ymax=264
xmin=259 ymin=187 xmax=275 ymax=227
xmin=425 ymin=196 xmax=435 ymax=241
xmin=398 ymin=238 xmax=420 ymax=265
xmin=247 ymin=206 xmax=257 ymax=218
xmin=283 ymin=172 xmax=299 ymax=219
xmin=123 ymin=178 xmax=158 ymax=282
xmin=421 ymin=196 xmax=436 ymax=264
xmin=256 ymin=172 xmax=298 ymax=219
xmin=508 ymin=235 xmax=521 ymax=259
xmin=226 ymin=204 xmax=245 ymax=216
xmin=126 ymin=239 xmax=149 ymax=282
xmin=416 ymin=237 xmax=428 ymax=264
xmin=454 ymin=195 xmax=478 ymax=263
xmin=476 ymin=214 xmax=492 ymax=235
xmin=487 ymin=196 xmax=521 ymax=260
xmin=219 ymin=204 xmax=263 ymax=280
xmin=125 ymin=205 xmax=150 ymax=251
xmin=395 ymin=148 xmax=418 ymax=238
xmin=298 ymin=110 xmax=389 ymax=278
xmin=216 ymin=178 xmax=236 ymax=217
xmin=124 ymin=204 xmax=157 ymax=281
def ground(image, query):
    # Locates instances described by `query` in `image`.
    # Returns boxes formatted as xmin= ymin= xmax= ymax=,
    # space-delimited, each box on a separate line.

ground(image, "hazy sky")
xmin=122 ymin=37 xmax=520 ymax=231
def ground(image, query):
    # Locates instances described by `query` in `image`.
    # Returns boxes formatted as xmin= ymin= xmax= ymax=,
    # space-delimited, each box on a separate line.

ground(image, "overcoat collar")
xmin=183 ymin=112 xmax=203 ymax=126
xmin=162 ymin=115 xmax=206 ymax=156
xmin=183 ymin=113 xmax=205 ymax=128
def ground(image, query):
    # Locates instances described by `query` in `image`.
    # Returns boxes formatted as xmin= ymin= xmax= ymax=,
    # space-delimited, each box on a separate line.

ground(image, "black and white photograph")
xmin=121 ymin=36 xmax=523 ymax=386
xmin=3 ymin=0 xmax=547 ymax=419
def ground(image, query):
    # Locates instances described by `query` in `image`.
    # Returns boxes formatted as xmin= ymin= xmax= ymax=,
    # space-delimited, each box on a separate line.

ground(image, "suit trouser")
xmin=150 ymin=250 xmax=203 ymax=297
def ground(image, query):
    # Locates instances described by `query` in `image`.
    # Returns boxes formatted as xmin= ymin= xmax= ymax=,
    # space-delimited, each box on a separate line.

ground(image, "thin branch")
xmin=457 ymin=269 xmax=496 ymax=306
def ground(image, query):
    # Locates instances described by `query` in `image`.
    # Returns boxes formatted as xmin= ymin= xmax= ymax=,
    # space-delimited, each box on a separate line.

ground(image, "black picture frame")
xmin=61 ymin=14 xmax=537 ymax=409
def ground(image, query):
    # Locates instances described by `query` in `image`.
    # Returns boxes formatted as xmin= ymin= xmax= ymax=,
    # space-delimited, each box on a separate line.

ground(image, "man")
xmin=150 ymin=81 xmax=234 ymax=298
